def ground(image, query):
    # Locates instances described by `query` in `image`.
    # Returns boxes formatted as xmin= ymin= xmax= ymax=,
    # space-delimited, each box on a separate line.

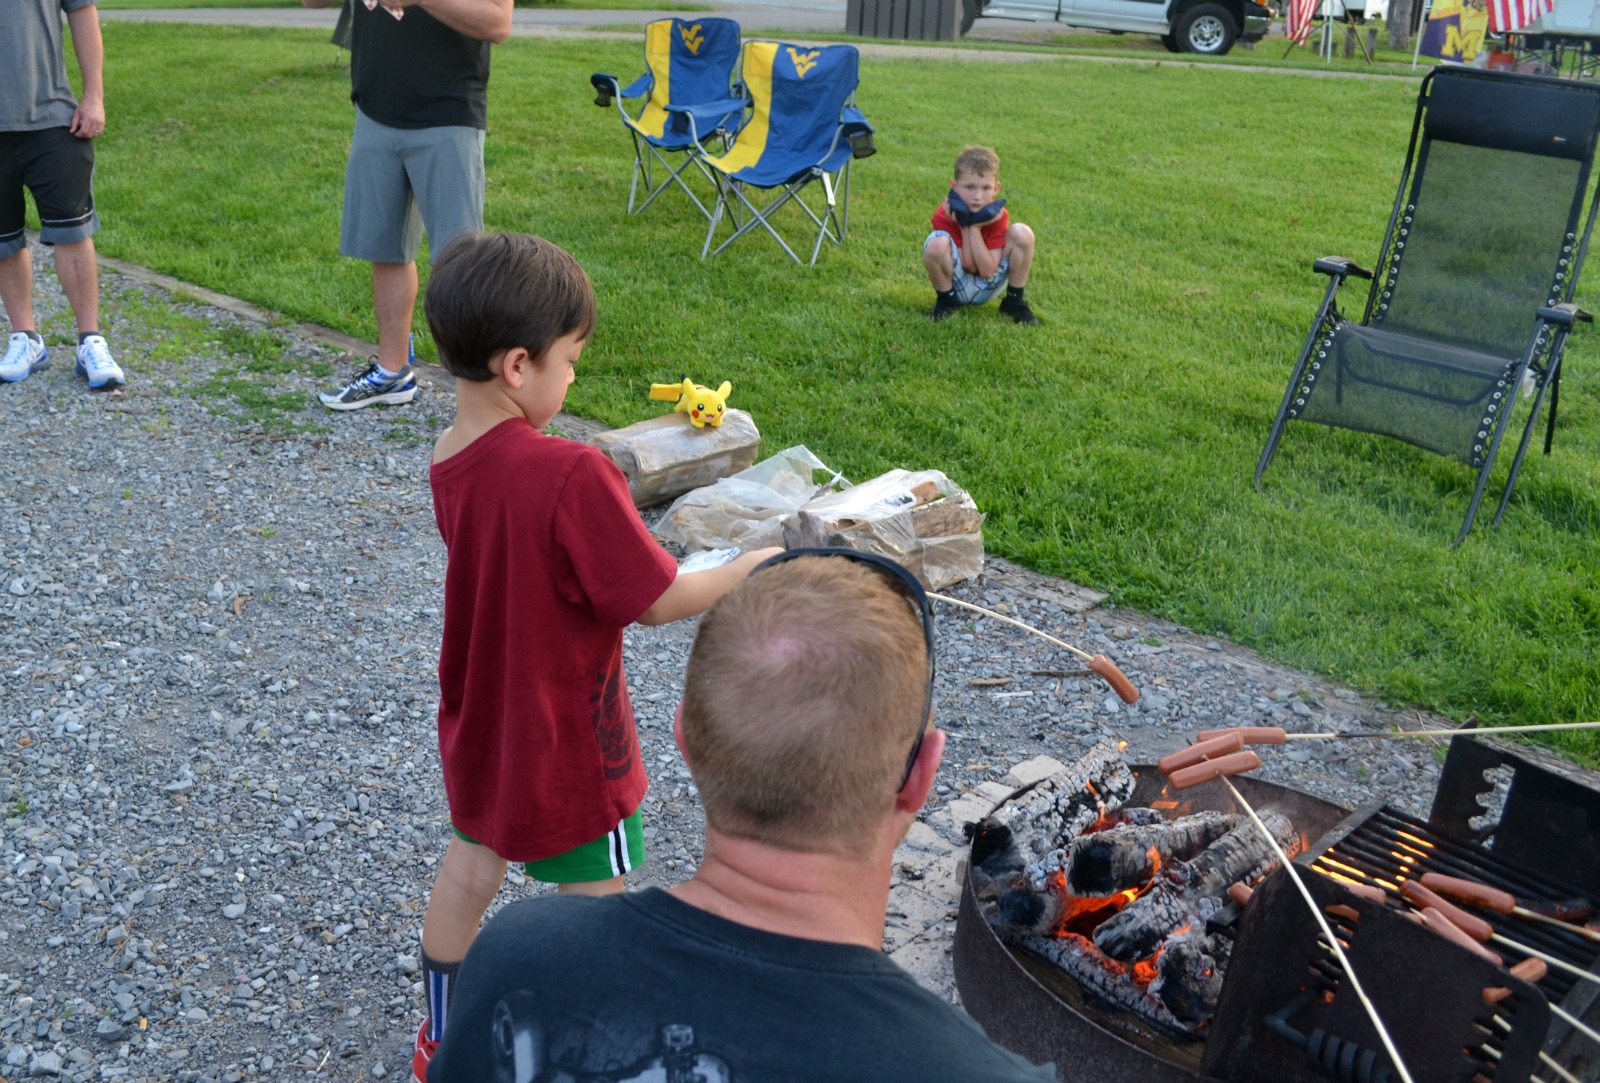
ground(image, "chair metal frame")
xmin=589 ymin=18 xmax=744 ymax=220
xmin=1255 ymin=68 xmax=1600 ymax=544
xmin=673 ymin=41 xmax=874 ymax=266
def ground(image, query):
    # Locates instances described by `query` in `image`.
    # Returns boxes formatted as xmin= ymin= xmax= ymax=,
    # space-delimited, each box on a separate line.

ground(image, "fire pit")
xmin=953 ymin=735 xmax=1600 ymax=1083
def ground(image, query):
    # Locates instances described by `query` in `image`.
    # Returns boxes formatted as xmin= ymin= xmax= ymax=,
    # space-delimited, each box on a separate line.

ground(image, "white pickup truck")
xmin=972 ymin=0 xmax=1273 ymax=54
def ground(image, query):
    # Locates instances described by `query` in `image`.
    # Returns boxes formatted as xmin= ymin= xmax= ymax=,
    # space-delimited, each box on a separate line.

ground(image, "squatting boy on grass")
xmin=80 ymin=24 xmax=1600 ymax=759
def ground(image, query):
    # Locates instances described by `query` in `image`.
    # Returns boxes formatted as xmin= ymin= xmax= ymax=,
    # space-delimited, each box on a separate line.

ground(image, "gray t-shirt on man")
xmin=1 ymin=0 xmax=95 ymax=131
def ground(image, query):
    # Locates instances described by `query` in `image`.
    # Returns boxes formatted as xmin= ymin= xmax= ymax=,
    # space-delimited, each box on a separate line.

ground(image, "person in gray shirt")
xmin=0 ymin=0 xmax=124 ymax=390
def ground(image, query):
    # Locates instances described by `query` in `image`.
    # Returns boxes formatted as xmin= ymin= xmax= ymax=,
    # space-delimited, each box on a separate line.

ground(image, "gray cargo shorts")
xmin=340 ymin=108 xmax=486 ymax=265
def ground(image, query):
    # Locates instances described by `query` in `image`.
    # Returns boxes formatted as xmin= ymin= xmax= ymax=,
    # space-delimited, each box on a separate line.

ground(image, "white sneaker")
xmin=0 ymin=332 xmax=49 ymax=383
xmin=74 ymin=335 xmax=125 ymax=390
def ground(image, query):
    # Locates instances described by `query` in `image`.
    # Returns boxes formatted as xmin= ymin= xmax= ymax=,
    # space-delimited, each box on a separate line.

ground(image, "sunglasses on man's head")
xmin=750 ymin=547 xmax=936 ymax=792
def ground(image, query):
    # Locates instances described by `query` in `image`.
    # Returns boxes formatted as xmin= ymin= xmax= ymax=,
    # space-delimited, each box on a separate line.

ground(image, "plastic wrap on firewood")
xmin=1149 ymin=926 xmax=1228 ymax=1028
xmin=966 ymin=740 xmax=1136 ymax=896
xmin=1092 ymin=811 xmax=1299 ymax=962
xmin=1067 ymin=812 xmax=1242 ymax=897
xmin=1011 ymin=932 xmax=1186 ymax=1034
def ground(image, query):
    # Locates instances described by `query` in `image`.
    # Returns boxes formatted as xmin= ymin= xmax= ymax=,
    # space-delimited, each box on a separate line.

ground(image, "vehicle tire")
xmin=1160 ymin=31 xmax=1182 ymax=50
xmin=1175 ymin=3 xmax=1238 ymax=53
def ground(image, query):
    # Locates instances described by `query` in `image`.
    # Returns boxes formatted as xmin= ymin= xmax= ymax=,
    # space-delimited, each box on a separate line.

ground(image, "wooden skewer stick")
xmin=1396 ymin=889 xmax=1600 ymax=991
xmin=1219 ymin=775 xmax=1417 ymax=1083
xmin=927 ymin=593 xmax=1139 ymax=703
xmin=1199 ymin=720 xmax=1600 ymax=743
xmin=1490 ymin=1017 xmax=1581 ymax=1083
xmin=1420 ymin=872 xmax=1600 ymax=946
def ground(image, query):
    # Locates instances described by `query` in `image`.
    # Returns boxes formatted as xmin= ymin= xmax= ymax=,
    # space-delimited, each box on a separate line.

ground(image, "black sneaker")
xmin=998 ymin=295 xmax=1040 ymax=326
xmin=319 ymin=362 xmax=418 ymax=411
xmin=929 ymin=296 xmax=961 ymax=323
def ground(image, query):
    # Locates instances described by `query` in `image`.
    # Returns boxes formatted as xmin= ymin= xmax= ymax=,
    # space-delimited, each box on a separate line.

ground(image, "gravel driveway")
xmin=0 ymin=248 xmax=1448 ymax=1082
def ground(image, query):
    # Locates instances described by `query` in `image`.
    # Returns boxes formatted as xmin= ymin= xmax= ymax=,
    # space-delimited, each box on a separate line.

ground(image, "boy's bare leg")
xmin=1002 ymin=223 xmax=1035 ymax=288
xmin=372 ymin=260 xmax=418 ymax=375
xmin=53 ymin=239 xmax=101 ymax=334
xmin=0 ymin=249 xmax=37 ymax=331
xmin=421 ymin=836 xmax=507 ymax=963
xmin=922 ymin=235 xmax=955 ymax=291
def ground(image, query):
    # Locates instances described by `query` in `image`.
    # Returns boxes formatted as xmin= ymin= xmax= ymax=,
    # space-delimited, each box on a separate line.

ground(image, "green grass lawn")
xmin=81 ymin=24 xmax=1599 ymax=758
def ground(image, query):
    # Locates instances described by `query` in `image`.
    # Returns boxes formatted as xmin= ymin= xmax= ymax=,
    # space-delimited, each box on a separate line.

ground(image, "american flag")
xmin=1488 ymin=0 xmax=1553 ymax=32
xmin=1285 ymin=0 xmax=1319 ymax=43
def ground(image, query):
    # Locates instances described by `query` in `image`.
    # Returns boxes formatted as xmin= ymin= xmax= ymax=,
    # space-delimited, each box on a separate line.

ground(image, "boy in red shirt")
xmin=415 ymin=231 xmax=781 ymax=1082
xmin=922 ymin=144 xmax=1039 ymax=325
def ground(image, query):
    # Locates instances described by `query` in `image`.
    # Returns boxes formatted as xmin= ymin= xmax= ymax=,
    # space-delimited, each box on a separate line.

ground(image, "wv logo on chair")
xmin=786 ymin=47 xmax=820 ymax=77
xmin=587 ymin=18 xmax=745 ymax=219
xmin=670 ymin=40 xmax=876 ymax=265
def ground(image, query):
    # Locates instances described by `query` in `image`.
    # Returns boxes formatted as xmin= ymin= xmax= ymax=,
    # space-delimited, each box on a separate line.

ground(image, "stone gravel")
xmin=1 ymin=248 xmax=1449 ymax=1081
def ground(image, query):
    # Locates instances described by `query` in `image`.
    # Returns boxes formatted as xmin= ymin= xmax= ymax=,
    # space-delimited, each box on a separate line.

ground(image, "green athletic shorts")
xmin=453 ymin=809 xmax=646 ymax=884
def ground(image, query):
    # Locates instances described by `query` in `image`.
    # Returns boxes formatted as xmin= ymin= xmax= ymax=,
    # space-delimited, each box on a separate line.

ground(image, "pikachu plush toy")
xmin=649 ymin=377 xmax=732 ymax=429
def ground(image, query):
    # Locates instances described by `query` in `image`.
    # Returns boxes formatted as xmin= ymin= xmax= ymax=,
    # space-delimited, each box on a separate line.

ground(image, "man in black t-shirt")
xmin=429 ymin=552 xmax=1058 ymax=1083
xmin=302 ymin=0 xmax=512 ymax=412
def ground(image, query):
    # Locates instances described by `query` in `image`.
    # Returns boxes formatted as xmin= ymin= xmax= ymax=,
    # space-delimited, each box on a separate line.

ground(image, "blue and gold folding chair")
xmin=671 ymin=41 xmax=876 ymax=266
xmin=589 ymin=18 xmax=744 ymax=218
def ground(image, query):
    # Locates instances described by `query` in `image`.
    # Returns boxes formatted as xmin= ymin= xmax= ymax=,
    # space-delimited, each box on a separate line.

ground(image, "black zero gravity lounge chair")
xmin=1255 ymin=68 xmax=1600 ymax=545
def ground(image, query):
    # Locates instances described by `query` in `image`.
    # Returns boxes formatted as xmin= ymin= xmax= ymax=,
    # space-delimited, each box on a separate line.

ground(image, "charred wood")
xmin=967 ymin=740 xmax=1136 ymax=896
xmin=1093 ymin=811 xmax=1299 ymax=962
xmin=984 ymin=739 xmax=1136 ymax=850
xmin=1150 ymin=927 xmax=1227 ymax=1028
xmin=1067 ymin=812 xmax=1241 ymax=897
xmin=1012 ymin=932 xmax=1186 ymax=1034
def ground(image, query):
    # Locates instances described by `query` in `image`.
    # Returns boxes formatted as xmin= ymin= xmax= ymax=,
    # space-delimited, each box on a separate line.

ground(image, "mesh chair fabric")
xmin=1292 ymin=322 xmax=1519 ymax=466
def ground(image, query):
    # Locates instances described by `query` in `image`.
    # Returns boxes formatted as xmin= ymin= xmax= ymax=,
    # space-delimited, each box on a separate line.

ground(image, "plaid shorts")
xmin=924 ymin=230 xmax=1009 ymax=305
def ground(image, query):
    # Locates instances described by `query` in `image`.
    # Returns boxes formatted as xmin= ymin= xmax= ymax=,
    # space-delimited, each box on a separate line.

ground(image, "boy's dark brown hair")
xmin=953 ymin=144 xmax=1000 ymax=179
xmin=424 ymin=232 xmax=597 ymax=382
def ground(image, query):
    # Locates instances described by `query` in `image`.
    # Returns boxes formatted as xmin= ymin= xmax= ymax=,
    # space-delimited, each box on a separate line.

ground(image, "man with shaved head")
xmin=428 ymin=549 xmax=1055 ymax=1082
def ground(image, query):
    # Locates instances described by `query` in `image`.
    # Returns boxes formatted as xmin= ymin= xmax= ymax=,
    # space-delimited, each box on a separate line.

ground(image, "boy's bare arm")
xmin=637 ymin=547 xmax=785 ymax=626
xmin=965 ymin=223 xmax=1001 ymax=279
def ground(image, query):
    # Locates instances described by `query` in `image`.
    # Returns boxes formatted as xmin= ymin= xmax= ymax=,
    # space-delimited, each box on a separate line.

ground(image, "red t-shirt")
xmin=430 ymin=419 xmax=677 ymax=862
xmin=931 ymin=202 xmax=1010 ymax=252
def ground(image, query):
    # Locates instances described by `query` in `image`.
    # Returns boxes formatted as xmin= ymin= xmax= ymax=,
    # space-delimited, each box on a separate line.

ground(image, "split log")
xmin=967 ymin=740 xmax=1135 ymax=897
xmin=1067 ymin=812 xmax=1241 ymax=897
xmin=1093 ymin=811 xmax=1299 ymax=962
xmin=1150 ymin=928 xmax=1228 ymax=1028
xmin=1012 ymin=933 xmax=1186 ymax=1034
xmin=985 ymin=739 xmax=1137 ymax=847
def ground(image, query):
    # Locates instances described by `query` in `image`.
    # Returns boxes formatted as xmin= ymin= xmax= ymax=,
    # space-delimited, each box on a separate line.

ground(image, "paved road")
xmin=97 ymin=1 xmax=1074 ymax=43
xmin=101 ymin=2 xmax=852 ymax=34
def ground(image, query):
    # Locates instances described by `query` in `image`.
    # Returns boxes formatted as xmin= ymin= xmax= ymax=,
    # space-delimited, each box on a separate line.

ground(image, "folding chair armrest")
xmin=1537 ymin=303 xmax=1593 ymax=327
xmin=619 ymin=72 xmax=653 ymax=100
xmin=664 ymin=97 xmax=748 ymax=143
xmin=1313 ymin=256 xmax=1374 ymax=281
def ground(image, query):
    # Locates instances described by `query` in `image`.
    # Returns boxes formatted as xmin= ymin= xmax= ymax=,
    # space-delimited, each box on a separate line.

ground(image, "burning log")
xmin=967 ymin=740 xmax=1138 ymax=897
xmin=1067 ymin=812 xmax=1241 ymax=897
xmin=1093 ymin=811 xmax=1300 ymax=962
xmin=1012 ymin=932 xmax=1187 ymax=1033
xmin=1150 ymin=927 xmax=1228 ymax=1027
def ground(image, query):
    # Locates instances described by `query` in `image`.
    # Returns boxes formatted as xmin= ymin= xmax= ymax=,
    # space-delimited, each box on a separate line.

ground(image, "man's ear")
xmin=895 ymin=728 xmax=946 ymax=815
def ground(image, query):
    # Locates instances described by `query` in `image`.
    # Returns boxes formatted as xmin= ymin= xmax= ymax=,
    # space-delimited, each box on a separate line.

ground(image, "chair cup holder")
xmin=847 ymin=130 xmax=877 ymax=160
